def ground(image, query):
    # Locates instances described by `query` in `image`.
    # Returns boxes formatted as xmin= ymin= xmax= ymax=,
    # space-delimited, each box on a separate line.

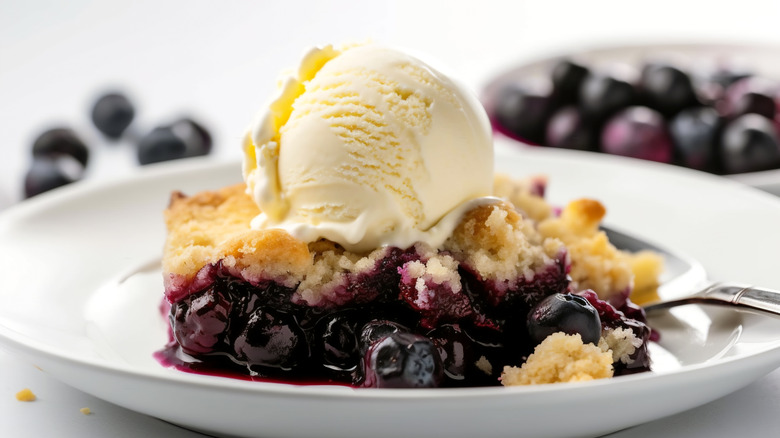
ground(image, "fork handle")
xmin=703 ymin=283 xmax=780 ymax=316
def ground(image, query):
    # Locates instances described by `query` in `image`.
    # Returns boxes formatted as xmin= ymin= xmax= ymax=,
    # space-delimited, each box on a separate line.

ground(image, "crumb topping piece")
xmin=15 ymin=388 xmax=36 ymax=402
xmin=539 ymin=199 xmax=632 ymax=300
xmin=445 ymin=202 xmax=563 ymax=285
xmin=501 ymin=333 xmax=614 ymax=385
xmin=164 ymin=183 xmax=311 ymax=287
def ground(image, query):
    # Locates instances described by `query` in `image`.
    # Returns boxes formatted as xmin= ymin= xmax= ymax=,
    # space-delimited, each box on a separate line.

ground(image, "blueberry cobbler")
xmin=156 ymin=43 xmax=663 ymax=388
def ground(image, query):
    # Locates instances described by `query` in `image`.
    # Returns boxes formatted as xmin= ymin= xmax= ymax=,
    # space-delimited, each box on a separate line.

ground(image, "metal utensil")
xmin=603 ymin=225 xmax=780 ymax=316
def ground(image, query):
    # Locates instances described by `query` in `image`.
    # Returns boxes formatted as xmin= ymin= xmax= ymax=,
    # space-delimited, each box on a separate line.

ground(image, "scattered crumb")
xmin=501 ymin=333 xmax=614 ymax=386
xmin=80 ymin=407 xmax=92 ymax=415
xmin=475 ymin=355 xmax=493 ymax=375
xmin=15 ymin=388 xmax=36 ymax=402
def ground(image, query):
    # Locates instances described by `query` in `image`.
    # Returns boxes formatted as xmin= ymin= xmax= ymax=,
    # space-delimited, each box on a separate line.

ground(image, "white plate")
xmin=2 ymin=146 xmax=780 ymax=438
xmin=481 ymin=42 xmax=780 ymax=196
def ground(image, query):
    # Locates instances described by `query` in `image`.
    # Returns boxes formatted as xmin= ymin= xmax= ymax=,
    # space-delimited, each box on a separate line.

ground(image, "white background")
xmin=2 ymin=1 xmax=780 ymax=436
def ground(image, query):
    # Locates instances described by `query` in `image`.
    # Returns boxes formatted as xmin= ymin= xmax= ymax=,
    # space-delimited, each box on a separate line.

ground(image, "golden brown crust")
xmin=163 ymin=183 xmax=311 ymax=285
xmin=500 ymin=333 xmax=614 ymax=385
xmin=162 ymin=178 xmax=660 ymax=302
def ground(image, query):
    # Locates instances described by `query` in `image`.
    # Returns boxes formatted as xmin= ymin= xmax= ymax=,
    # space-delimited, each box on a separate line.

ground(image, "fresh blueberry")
xmin=170 ymin=117 xmax=213 ymax=158
xmin=639 ymin=63 xmax=699 ymax=117
xmin=91 ymin=92 xmax=135 ymax=139
xmin=669 ymin=106 xmax=721 ymax=171
xmin=494 ymin=80 xmax=556 ymax=144
xmin=172 ymin=286 xmax=231 ymax=355
xmin=720 ymin=113 xmax=780 ymax=174
xmin=601 ymin=106 xmax=674 ymax=163
xmin=551 ymin=58 xmax=589 ymax=104
xmin=579 ymin=72 xmax=636 ymax=123
xmin=137 ymin=118 xmax=213 ymax=165
xmin=233 ymin=307 xmax=307 ymax=370
xmin=363 ymin=332 xmax=443 ymax=388
xmin=32 ymin=127 xmax=89 ymax=167
xmin=137 ymin=126 xmax=187 ymax=165
xmin=723 ymin=77 xmax=778 ymax=120
xmin=24 ymin=156 xmax=83 ymax=198
xmin=527 ymin=293 xmax=602 ymax=345
xmin=545 ymin=105 xmax=596 ymax=150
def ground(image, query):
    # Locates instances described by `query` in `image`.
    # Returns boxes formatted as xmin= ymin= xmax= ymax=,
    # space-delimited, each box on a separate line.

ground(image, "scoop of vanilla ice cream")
xmin=243 ymin=44 xmax=494 ymax=253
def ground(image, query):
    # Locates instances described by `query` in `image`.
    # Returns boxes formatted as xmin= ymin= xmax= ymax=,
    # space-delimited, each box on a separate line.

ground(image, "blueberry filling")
xmin=157 ymin=245 xmax=651 ymax=387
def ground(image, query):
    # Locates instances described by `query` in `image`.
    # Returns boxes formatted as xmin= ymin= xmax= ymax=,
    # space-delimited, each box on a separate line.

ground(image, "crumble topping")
xmin=163 ymin=176 xmax=658 ymax=314
xmin=444 ymin=201 xmax=563 ymax=285
xmin=539 ymin=199 xmax=636 ymax=301
xmin=500 ymin=333 xmax=614 ymax=385
xmin=600 ymin=327 xmax=642 ymax=364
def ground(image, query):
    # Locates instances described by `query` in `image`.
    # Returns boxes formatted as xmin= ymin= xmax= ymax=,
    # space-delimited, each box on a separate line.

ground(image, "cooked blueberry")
xmin=720 ymin=113 xmax=780 ymax=174
xmin=723 ymin=77 xmax=778 ymax=120
xmin=233 ymin=307 xmax=307 ymax=370
xmin=31 ymin=128 xmax=89 ymax=167
xmin=364 ymin=332 xmax=443 ymax=388
xmin=601 ymin=106 xmax=674 ymax=163
xmin=494 ymin=80 xmax=556 ymax=144
xmin=24 ymin=156 xmax=83 ymax=198
xmin=170 ymin=117 xmax=213 ymax=158
xmin=316 ymin=311 xmax=360 ymax=371
xmin=639 ymin=63 xmax=699 ymax=117
xmin=551 ymin=59 xmax=589 ymax=103
xmin=359 ymin=320 xmax=409 ymax=354
xmin=137 ymin=126 xmax=187 ymax=164
xmin=669 ymin=106 xmax=721 ymax=171
xmin=527 ymin=293 xmax=601 ymax=345
xmin=579 ymin=72 xmax=636 ymax=123
xmin=427 ymin=324 xmax=473 ymax=383
xmin=172 ymin=287 xmax=231 ymax=355
xmin=91 ymin=92 xmax=135 ymax=138
xmin=545 ymin=105 xmax=595 ymax=150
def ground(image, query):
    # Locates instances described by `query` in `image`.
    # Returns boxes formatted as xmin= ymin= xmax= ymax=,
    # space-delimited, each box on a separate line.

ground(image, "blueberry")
xmin=137 ymin=118 xmax=213 ymax=165
xmin=172 ymin=286 xmax=231 ymax=355
xmin=170 ymin=117 xmax=213 ymax=158
xmin=720 ymin=113 xmax=780 ymax=174
xmin=669 ymin=106 xmax=721 ymax=171
xmin=494 ymin=80 xmax=556 ymax=144
xmin=364 ymin=332 xmax=443 ymax=388
xmin=545 ymin=105 xmax=595 ymax=150
xmin=527 ymin=293 xmax=601 ymax=345
xmin=32 ymin=128 xmax=89 ymax=167
xmin=639 ymin=63 xmax=699 ymax=117
xmin=24 ymin=155 xmax=83 ymax=198
xmin=427 ymin=324 xmax=473 ymax=383
xmin=723 ymin=77 xmax=778 ymax=120
xmin=579 ymin=72 xmax=636 ymax=123
xmin=316 ymin=311 xmax=360 ymax=371
xmin=233 ymin=307 xmax=307 ymax=370
xmin=551 ymin=58 xmax=589 ymax=104
xmin=359 ymin=320 xmax=409 ymax=354
xmin=137 ymin=127 xmax=186 ymax=164
xmin=601 ymin=106 xmax=674 ymax=163
xmin=91 ymin=92 xmax=135 ymax=139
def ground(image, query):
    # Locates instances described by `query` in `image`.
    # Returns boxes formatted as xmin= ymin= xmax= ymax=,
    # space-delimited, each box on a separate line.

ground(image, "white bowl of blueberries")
xmin=482 ymin=43 xmax=780 ymax=195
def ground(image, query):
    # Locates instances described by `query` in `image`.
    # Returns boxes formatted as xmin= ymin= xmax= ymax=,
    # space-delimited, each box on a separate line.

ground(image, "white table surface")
xmin=3 ymin=1 xmax=780 ymax=436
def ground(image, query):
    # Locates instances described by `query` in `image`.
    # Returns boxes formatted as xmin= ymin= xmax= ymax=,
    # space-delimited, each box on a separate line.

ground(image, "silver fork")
xmin=642 ymin=282 xmax=780 ymax=315
xmin=602 ymin=226 xmax=780 ymax=316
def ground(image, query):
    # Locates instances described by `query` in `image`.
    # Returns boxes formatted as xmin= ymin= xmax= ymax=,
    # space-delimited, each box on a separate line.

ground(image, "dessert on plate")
xmin=156 ymin=43 xmax=662 ymax=388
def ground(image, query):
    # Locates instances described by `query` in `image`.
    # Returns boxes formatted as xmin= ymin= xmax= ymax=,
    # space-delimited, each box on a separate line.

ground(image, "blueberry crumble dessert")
xmin=156 ymin=43 xmax=662 ymax=388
